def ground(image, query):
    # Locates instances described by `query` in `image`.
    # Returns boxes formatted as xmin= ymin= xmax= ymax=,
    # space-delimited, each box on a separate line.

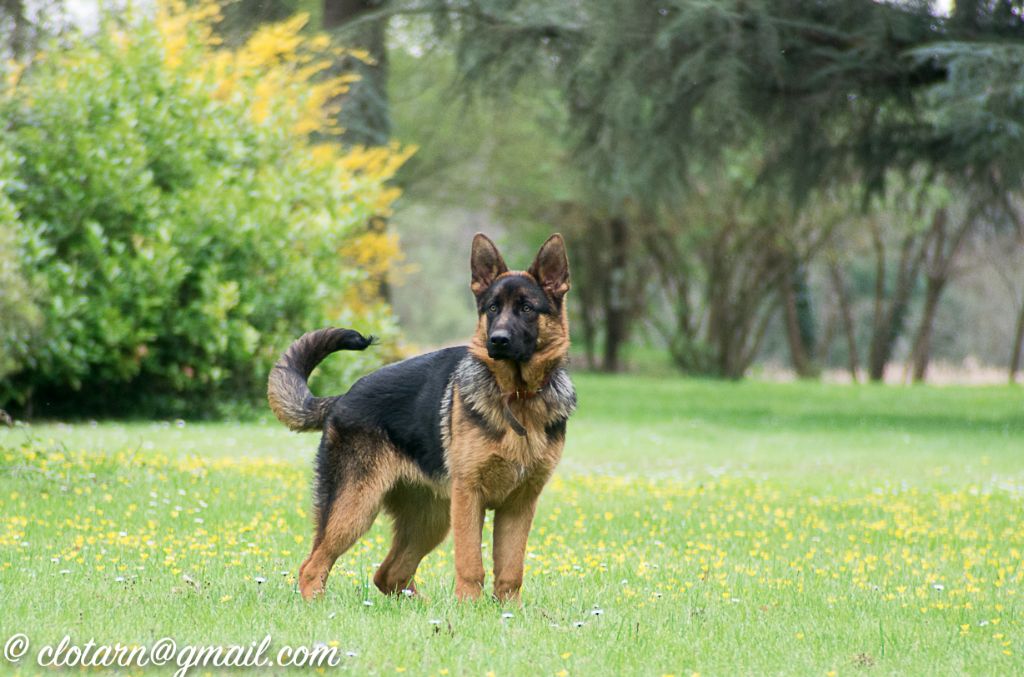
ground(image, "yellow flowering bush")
xmin=0 ymin=2 xmax=412 ymax=415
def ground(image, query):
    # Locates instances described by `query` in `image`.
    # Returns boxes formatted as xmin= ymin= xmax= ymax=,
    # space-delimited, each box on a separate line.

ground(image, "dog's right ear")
xmin=470 ymin=233 xmax=508 ymax=296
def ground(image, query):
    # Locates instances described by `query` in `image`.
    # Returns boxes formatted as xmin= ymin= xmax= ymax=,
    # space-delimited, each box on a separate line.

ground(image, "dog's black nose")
xmin=489 ymin=332 xmax=510 ymax=348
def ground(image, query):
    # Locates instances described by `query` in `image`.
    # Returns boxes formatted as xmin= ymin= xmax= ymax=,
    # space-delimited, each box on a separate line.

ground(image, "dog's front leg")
xmin=451 ymin=480 xmax=485 ymax=600
xmin=492 ymin=493 xmax=539 ymax=602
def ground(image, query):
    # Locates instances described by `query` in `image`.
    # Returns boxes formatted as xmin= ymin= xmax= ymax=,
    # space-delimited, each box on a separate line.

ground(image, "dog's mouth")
xmin=486 ymin=344 xmax=534 ymax=363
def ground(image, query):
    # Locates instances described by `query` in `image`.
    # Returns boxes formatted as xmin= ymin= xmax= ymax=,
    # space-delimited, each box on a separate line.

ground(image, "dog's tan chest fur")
xmin=446 ymin=384 xmax=563 ymax=508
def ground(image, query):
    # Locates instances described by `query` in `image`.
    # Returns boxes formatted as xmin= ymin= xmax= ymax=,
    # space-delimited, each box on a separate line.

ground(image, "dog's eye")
xmin=521 ymin=304 xmax=532 ymax=313
xmin=488 ymin=304 xmax=498 ymax=314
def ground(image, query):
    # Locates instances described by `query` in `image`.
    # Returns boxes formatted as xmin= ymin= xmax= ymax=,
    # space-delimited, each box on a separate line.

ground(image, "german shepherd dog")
xmin=268 ymin=233 xmax=575 ymax=602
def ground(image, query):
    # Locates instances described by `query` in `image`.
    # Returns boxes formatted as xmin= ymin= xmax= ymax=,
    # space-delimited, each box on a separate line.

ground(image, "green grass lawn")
xmin=1 ymin=375 xmax=1022 ymax=675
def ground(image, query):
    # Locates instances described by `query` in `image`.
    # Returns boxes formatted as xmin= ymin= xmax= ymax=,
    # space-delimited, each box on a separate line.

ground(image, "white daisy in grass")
xmin=346 ymin=651 xmax=358 ymax=658
xmin=362 ymin=600 xmax=373 ymax=606
xmin=501 ymin=612 xmax=514 ymax=619
xmin=254 ymin=576 xmax=267 ymax=584
xmin=573 ymin=621 xmax=585 ymax=628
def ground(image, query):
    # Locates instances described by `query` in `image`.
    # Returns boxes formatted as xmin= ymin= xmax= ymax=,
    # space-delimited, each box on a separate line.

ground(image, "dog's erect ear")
xmin=528 ymin=233 xmax=570 ymax=301
xmin=470 ymin=233 xmax=509 ymax=296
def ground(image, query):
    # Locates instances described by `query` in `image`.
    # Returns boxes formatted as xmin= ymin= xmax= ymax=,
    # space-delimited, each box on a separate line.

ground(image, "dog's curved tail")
xmin=268 ymin=328 xmax=375 ymax=432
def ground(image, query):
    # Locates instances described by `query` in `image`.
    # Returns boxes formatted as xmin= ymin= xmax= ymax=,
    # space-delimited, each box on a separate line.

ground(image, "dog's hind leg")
xmin=374 ymin=485 xmax=450 ymax=596
xmin=298 ymin=432 xmax=397 ymax=600
xmin=299 ymin=478 xmax=383 ymax=600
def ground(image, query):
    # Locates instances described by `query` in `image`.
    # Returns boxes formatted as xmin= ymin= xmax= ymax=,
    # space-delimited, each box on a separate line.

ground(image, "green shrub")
xmin=0 ymin=146 xmax=42 ymax=397
xmin=0 ymin=8 xmax=408 ymax=417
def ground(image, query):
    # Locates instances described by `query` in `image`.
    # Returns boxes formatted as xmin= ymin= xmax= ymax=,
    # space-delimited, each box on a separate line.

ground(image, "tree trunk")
xmin=323 ymin=0 xmax=391 ymax=147
xmin=828 ymin=260 xmax=860 ymax=382
xmin=909 ymin=279 xmax=944 ymax=382
xmin=641 ymin=221 xmax=699 ymax=372
xmin=908 ymin=206 xmax=972 ymax=383
xmin=867 ymin=221 xmax=928 ymax=382
xmin=781 ymin=264 xmax=814 ymax=377
xmin=577 ymin=232 xmax=598 ymax=366
xmin=566 ymin=216 xmax=602 ymax=371
xmin=872 ymin=292 xmax=915 ymax=382
xmin=1010 ymin=300 xmax=1024 ymax=384
xmin=734 ymin=300 xmax=777 ymax=379
xmin=703 ymin=224 xmax=790 ymax=380
xmin=602 ymin=216 xmax=629 ymax=372
xmin=952 ymin=0 xmax=981 ymax=32
xmin=867 ymin=219 xmax=889 ymax=381
xmin=580 ymin=317 xmax=597 ymax=370
xmin=1 ymin=0 xmax=30 ymax=57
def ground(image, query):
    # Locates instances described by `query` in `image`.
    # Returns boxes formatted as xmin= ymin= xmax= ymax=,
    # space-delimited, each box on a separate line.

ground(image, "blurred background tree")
xmin=384 ymin=0 xmax=1024 ymax=380
xmin=3 ymin=0 xmax=1024 ymax=421
xmin=177 ymin=0 xmax=1024 ymax=381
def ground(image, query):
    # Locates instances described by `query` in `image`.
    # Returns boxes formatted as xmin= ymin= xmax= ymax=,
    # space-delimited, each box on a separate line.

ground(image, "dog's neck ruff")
xmin=451 ymin=354 xmax=575 ymax=438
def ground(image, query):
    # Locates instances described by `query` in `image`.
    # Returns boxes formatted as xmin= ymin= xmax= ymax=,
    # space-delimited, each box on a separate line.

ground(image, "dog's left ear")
xmin=528 ymin=233 xmax=570 ymax=301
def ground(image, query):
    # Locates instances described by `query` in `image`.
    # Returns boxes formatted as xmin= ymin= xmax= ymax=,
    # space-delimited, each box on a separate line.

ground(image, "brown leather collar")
xmin=500 ymin=375 xmax=551 ymax=436
xmin=503 ymin=386 xmax=545 ymax=401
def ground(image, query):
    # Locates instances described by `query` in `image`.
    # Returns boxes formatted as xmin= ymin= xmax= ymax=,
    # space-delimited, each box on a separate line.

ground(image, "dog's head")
xmin=470 ymin=233 xmax=570 ymax=364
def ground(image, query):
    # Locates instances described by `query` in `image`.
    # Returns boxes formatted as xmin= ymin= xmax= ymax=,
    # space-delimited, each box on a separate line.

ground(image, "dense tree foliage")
xmin=190 ymin=0 xmax=1024 ymax=380
xmin=403 ymin=0 xmax=1024 ymax=377
xmin=427 ymin=1 xmax=1024 ymax=197
xmin=7 ymin=0 xmax=1024 ymax=394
